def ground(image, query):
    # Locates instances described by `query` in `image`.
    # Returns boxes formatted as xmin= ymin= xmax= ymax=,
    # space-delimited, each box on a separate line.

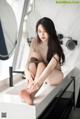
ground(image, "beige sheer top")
xmin=26 ymin=38 xmax=61 ymax=70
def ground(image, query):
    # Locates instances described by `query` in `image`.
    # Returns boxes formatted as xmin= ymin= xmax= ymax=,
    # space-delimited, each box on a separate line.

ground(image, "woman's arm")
xmin=37 ymin=54 xmax=59 ymax=86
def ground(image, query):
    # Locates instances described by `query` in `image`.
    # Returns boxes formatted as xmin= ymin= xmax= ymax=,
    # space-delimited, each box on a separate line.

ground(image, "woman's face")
xmin=37 ymin=24 xmax=49 ymax=42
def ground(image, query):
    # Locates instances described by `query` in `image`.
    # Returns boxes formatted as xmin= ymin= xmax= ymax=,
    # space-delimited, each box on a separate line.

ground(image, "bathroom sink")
xmin=4 ymin=80 xmax=28 ymax=95
xmin=0 ymin=68 xmax=79 ymax=119
xmin=0 ymin=80 xmax=56 ymax=119
xmin=4 ymin=79 xmax=55 ymax=104
xmin=0 ymin=74 xmax=23 ymax=92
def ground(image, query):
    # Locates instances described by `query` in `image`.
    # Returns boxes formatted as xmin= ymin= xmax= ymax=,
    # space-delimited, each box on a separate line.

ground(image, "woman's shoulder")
xmin=31 ymin=37 xmax=38 ymax=44
xmin=30 ymin=37 xmax=37 ymax=47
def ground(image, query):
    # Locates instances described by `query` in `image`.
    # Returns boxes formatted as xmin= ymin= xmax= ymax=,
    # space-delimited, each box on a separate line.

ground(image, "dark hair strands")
xmin=36 ymin=17 xmax=65 ymax=65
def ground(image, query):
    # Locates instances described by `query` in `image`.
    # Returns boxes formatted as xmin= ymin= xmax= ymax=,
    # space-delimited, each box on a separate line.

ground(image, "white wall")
xmin=12 ymin=0 xmax=80 ymax=74
xmin=25 ymin=0 xmax=80 ymax=74
xmin=26 ymin=0 xmax=80 ymax=41
xmin=1 ymin=0 xmax=80 ymax=80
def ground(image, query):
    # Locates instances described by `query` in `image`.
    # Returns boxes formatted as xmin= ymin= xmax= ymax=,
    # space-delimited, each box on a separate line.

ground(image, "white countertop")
xmin=0 ymin=67 xmax=79 ymax=119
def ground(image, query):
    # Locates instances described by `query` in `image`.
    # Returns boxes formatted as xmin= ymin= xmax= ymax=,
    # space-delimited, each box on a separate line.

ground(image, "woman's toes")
xmin=19 ymin=89 xmax=33 ymax=105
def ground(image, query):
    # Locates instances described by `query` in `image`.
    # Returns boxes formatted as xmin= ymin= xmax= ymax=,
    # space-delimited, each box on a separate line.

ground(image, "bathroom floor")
xmin=68 ymin=90 xmax=80 ymax=119
xmin=68 ymin=108 xmax=80 ymax=119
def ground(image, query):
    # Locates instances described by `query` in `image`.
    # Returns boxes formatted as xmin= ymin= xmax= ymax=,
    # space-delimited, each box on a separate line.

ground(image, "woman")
xmin=20 ymin=17 xmax=65 ymax=105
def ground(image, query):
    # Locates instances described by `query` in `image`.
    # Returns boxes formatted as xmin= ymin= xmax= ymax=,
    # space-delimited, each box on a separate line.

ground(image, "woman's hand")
xmin=28 ymin=81 xmax=41 ymax=93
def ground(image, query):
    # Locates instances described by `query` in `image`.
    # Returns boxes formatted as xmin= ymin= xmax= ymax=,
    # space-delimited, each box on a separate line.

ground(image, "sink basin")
xmin=0 ymin=79 xmax=56 ymax=119
xmin=0 ymin=74 xmax=23 ymax=92
xmin=4 ymin=79 xmax=55 ymax=104
xmin=0 ymin=68 xmax=79 ymax=119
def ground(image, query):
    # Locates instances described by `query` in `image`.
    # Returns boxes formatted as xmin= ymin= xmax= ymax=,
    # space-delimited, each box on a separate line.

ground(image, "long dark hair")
xmin=36 ymin=17 xmax=65 ymax=65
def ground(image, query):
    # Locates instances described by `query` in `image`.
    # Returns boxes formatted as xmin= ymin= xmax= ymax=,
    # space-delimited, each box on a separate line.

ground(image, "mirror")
xmin=0 ymin=0 xmax=17 ymax=60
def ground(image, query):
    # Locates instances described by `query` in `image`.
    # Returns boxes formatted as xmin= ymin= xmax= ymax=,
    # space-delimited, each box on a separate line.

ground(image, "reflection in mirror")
xmin=0 ymin=0 xmax=17 ymax=60
xmin=0 ymin=0 xmax=30 ymax=86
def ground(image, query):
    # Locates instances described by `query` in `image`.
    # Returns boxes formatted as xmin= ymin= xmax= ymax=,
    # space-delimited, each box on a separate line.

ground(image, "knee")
xmin=28 ymin=62 xmax=36 ymax=69
xmin=37 ymin=62 xmax=46 ymax=68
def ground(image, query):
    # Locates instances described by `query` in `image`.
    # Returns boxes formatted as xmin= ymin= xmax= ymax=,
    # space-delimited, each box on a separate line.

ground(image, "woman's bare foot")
xmin=19 ymin=82 xmax=41 ymax=105
xmin=19 ymin=89 xmax=33 ymax=105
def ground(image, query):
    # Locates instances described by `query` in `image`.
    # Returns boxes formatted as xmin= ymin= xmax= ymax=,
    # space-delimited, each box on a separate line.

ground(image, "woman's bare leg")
xmin=46 ymin=69 xmax=64 ymax=86
xmin=29 ymin=62 xmax=46 ymax=92
xmin=19 ymin=62 xmax=46 ymax=105
xmin=25 ymin=63 xmax=37 ymax=86
xmin=25 ymin=51 xmax=41 ymax=82
xmin=28 ymin=62 xmax=37 ymax=78
xmin=28 ymin=62 xmax=46 ymax=97
xmin=34 ymin=62 xmax=46 ymax=82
